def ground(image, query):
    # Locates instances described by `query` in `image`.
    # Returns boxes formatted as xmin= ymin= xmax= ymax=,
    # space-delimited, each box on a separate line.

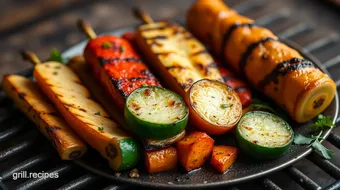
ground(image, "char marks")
xmin=239 ymin=37 xmax=277 ymax=75
xmin=258 ymin=58 xmax=315 ymax=90
xmin=99 ymin=57 xmax=143 ymax=65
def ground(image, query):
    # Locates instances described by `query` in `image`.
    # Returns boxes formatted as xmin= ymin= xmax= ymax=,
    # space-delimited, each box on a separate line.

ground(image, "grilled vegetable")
xmin=68 ymin=52 xmax=185 ymax=150
xmin=187 ymin=0 xmax=336 ymax=123
xmin=210 ymin=146 xmax=238 ymax=173
xmin=176 ymin=131 xmax=214 ymax=171
xmin=185 ymin=79 xmax=242 ymax=135
xmin=22 ymin=51 xmax=140 ymax=171
xmin=214 ymin=58 xmax=252 ymax=107
xmin=134 ymin=9 xmax=242 ymax=135
xmin=145 ymin=146 xmax=177 ymax=174
xmin=125 ymin=86 xmax=188 ymax=140
xmin=77 ymin=20 xmax=161 ymax=110
xmin=236 ymin=111 xmax=293 ymax=159
xmin=242 ymin=99 xmax=275 ymax=115
xmin=2 ymin=75 xmax=87 ymax=160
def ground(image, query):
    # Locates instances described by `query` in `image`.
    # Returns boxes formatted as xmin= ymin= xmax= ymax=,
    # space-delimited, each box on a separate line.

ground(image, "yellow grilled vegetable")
xmin=2 ymin=75 xmax=87 ymax=160
xmin=22 ymin=51 xmax=140 ymax=171
xmin=134 ymin=10 xmax=242 ymax=135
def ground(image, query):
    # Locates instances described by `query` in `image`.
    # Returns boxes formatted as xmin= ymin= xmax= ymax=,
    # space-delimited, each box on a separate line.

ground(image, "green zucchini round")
xmin=236 ymin=111 xmax=293 ymax=159
xmin=125 ymin=86 xmax=189 ymax=140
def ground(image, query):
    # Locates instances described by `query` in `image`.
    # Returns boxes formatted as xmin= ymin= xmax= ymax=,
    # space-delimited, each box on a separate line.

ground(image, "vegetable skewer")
xmin=187 ymin=0 xmax=336 ymax=123
xmin=2 ymin=75 xmax=87 ymax=160
xmin=77 ymin=20 xmax=161 ymax=110
xmin=22 ymin=51 xmax=140 ymax=171
xmin=134 ymin=8 xmax=242 ymax=135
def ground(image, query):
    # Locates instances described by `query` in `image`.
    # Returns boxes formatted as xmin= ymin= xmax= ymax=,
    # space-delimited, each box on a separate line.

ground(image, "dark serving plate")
xmin=11 ymin=24 xmax=339 ymax=189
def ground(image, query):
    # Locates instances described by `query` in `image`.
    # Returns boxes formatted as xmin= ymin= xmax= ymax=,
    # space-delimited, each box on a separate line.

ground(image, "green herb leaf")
xmin=220 ymin=104 xmax=229 ymax=108
xmin=142 ymin=83 xmax=148 ymax=87
xmin=312 ymin=140 xmax=334 ymax=159
xmin=120 ymin=46 xmax=125 ymax=52
xmin=293 ymin=134 xmax=314 ymax=145
xmin=49 ymin=48 xmax=63 ymax=63
xmin=310 ymin=114 xmax=334 ymax=131
xmin=98 ymin=127 xmax=104 ymax=131
xmin=102 ymin=42 xmax=112 ymax=49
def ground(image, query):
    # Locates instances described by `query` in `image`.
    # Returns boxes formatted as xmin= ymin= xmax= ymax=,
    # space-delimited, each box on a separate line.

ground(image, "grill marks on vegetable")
xmin=258 ymin=58 xmax=315 ymax=90
xmin=98 ymin=57 xmax=143 ymax=65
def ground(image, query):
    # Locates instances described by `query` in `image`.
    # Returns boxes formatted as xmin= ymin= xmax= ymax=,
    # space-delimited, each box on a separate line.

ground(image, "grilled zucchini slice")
xmin=125 ymin=86 xmax=189 ymax=140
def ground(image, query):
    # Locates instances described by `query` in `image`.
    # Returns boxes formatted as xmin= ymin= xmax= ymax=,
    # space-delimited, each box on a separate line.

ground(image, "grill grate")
xmin=1 ymin=0 xmax=340 ymax=189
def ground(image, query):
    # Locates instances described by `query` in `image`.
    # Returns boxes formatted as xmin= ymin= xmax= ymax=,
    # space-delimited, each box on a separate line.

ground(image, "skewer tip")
xmin=20 ymin=50 xmax=41 ymax=66
xmin=132 ymin=7 xmax=154 ymax=24
xmin=77 ymin=19 xmax=97 ymax=40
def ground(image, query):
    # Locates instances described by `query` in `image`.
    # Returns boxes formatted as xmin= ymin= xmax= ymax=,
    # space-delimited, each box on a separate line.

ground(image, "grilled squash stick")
xmin=187 ymin=0 xmax=336 ymax=123
xmin=2 ymin=75 xmax=87 ymax=160
xmin=22 ymin=51 xmax=140 ymax=171
xmin=134 ymin=9 xmax=242 ymax=135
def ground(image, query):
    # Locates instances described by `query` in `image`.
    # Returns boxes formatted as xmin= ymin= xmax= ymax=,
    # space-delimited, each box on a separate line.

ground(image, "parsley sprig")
xmin=293 ymin=114 xmax=335 ymax=159
xmin=49 ymin=48 xmax=64 ymax=63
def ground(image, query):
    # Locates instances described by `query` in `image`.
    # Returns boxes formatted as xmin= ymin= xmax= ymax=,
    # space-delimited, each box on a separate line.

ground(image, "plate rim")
xmin=61 ymin=25 xmax=339 ymax=189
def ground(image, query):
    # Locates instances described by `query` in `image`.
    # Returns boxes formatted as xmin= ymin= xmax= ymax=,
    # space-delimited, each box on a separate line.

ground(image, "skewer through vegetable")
xmin=22 ymin=51 xmax=140 ymax=171
xmin=187 ymin=0 xmax=336 ymax=123
xmin=133 ymin=8 xmax=242 ymax=135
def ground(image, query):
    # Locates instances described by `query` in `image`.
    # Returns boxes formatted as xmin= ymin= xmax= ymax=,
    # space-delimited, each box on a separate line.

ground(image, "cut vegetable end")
xmin=295 ymin=80 xmax=336 ymax=123
xmin=125 ymin=86 xmax=189 ymax=139
xmin=189 ymin=79 xmax=242 ymax=126
xmin=236 ymin=111 xmax=293 ymax=159
xmin=118 ymin=138 xmax=140 ymax=171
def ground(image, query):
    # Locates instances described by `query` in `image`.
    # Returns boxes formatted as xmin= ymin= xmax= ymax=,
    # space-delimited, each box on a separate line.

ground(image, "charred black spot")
xmin=64 ymin=103 xmax=74 ymax=107
xmin=140 ymin=69 xmax=154 ymax=77
xmin=45 ymin=126 xmax=62 ymax=134
xmin=149 ymin=41 xmax=163 ymax=47
xmin=180 ymin=83 xmax=191 ymax=89
xmin=48 ymin=112 xmax=60 ymax=116
xmin=28 ymin=106 xmax=33 ymax=112
xmin=128 ymin=84 xmax=133 ymax=88
xmin=79 ymin=108 xmax=87 ymax=112
xmin=221 ymin=23 xmax=255 ymax=58
xmin=313 ymin=98 xmax=324 ymax=109
xmin=143 ymin=89 xmax=152 ymax=96
xmin=196 ymin=62 xmax=218 ymax=76
xmin=258 ymin=58 xmax=315 ymax=90
xmin=165 ymin=65 xmax=186 ymax=70
xmin=105 ymin=143 xmax=117 ymax=159
xmin=239 ymin=37 xmax=277 ymax=76
xmin=74 ymin=80 xmax=82 ymax=85
xmin=146 ymin=35 xmax=168 ymax=40
xmin=187 ymin=78 xmax=194 ymax=83
xmin=18 ymin=93 xmax=26 ymax=100
xmin=55 ymin=94 xmax=63 ymax=97
xmin=155 ymin=52 xmax=173 ymax=56
xmin=104 ymin=115 xmax=112 ymax=119
xmin=69 ymin=151 xmax=82 ymax=159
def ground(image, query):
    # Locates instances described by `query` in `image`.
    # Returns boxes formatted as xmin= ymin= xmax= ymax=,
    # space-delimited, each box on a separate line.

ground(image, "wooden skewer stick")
xmin=77 ymin=19 xmax=97 ymax=40
xmin=21 ymin=51 xmax=41 ymax=66
xmin=133 ymin=7 xmax=155 ymax=24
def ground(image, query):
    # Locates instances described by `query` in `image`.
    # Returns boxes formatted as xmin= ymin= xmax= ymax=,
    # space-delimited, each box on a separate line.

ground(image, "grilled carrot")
xmin=22 ymin=51 xmax=140 ymax=171
xmin=2 ymin=75 xmax=87 ymax=160
xmin=134 ymin=9 xmax=242 ymax=135
xmin=187 ymin=0 xmax=336 ymax=123
xmin=210 ymin=146 xmax=238 ymax=173
xmin=176 ymin=131 xmax=214 ymax=171
xmin=77 ymin=20 xmax=161 ymax=110
xmin=145 ymin=146 xmax=177 ymax=174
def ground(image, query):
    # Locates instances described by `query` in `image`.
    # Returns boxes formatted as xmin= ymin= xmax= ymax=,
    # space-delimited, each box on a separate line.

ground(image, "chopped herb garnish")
xmin=120 ymin=46 xmax=125 ymax=52
xmin=294 ymin=114 xmax=334 ymax=159
xmin=49 ymin=48 xmax=63 ymax=63
xmin=102 ymin=42 xmax=112 ymax=49
xmin=310 ymin=114 xmax=334 ymax=131
xmin=98 ymin=127 xmax=104 ymax=131
xmin=220 ymin=104 xmax=229 ymax=108
xmin=94 ymin=111 xmax=101 ymax=116
xmin=142 ymin=83 xmax=148 ymax=87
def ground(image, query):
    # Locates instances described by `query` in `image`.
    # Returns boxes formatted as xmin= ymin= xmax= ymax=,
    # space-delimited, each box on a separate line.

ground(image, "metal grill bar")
xmin=324 ymin=54 xmax=340 ymax=68
xmin=284 ymin=167 xmax=322 ymax=190
xmin=256 ymin=9 xmax=290 ymax=26
xmin=308 ymin=153 xmax=340 ymax=179
xmin=0 ymin=133 xmax=37 ymax=162
xmin=0 ymin=152 xmax=51 ymax=180
xmin=57 ymin=173 xmax=98 ymax=190
xmin=233 ymin=0 xmax=264 ymax=14
xmin=15 ymin=164 xmax=74 ymax=190
xmin=327 ymin=133 xmax=340 ymax=149
xmin=102 ymin=185 xmax=123 ymax=190
xmin=0 ymin=124 xmax=24 ymax=143
xmin=278 ymin=23 xmax=311 ymax=39
xmin=258 ymin=178 xmax=282 ymax=190
xmin=304 ymin=33 xmax=340 ymax=52
xmin=323 ymin=180 xmax=340 ymax=190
